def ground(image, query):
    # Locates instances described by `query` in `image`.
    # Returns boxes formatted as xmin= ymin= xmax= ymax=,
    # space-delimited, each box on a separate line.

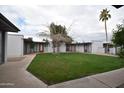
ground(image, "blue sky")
xmin=0 ymin=5 xmax=124 ymax=42
xmin=16 ymin=17 xmax=26 ymax=26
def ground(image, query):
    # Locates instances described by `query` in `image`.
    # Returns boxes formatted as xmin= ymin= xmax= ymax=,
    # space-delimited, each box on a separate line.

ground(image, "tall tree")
xmin=48 ymin=22 xmax=72 ymax=53
xmin=112 ymin=24 xmax=124 ymax=57
xmin=99 ymin=8 xmax=111 ymax=53
xmin=112 ymin=24 xmax=124 ymax=47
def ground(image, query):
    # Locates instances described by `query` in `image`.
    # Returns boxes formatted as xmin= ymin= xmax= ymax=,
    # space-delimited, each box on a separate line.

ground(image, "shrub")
xmin=118 ymin=48 xmax=124 ymax=58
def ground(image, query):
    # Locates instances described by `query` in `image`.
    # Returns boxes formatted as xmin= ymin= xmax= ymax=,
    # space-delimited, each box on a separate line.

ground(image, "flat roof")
xmin=0 ymin=13 xmax=20 ymax=32
xmin=66 ymin=42 xmax=92 ymax=45
xmin=8 ymin=33 xmax=24 ymax=37
xmin=24 ymin=38 xmax=46 ymax=44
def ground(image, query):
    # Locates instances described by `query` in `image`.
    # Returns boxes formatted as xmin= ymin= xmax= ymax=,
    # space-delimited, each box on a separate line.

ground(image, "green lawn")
xmin=27 ymin=53 xmax=124 ymax=85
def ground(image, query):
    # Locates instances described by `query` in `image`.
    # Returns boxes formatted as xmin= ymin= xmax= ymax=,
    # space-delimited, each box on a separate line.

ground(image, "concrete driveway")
xmin=0 ymin=54 xmax=47 ymax=88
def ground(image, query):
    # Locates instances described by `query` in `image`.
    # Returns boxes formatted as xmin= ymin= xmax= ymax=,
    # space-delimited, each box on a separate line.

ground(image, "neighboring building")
xmin=92 ymin=41 xmax=105 ymax=54
xmin=92 ymin=41 xmax=116 ymax=54
xmin=103 ymin=42 xmax=116 ymax=54
xmin=66 ymin=42 xmax=92 ymax=53
xmin=65 ymin=41 xmax=116 ymax=54
xmin=43 ymin=42 xmax=64 ymax=53
xmin=7 ymin=34 xmax=24 ymax=58
xmin=59 ymin=42 xmax=66 ymax=52
xmin=43 ymin=41 xmax=53 ymax=53
xmin=0 ymin=13 xmax=20 ymax=64
xmin=43 ymin=42 xmax=66 ymax=53
xmin=23 ymin=38 xmax=46 ymax=54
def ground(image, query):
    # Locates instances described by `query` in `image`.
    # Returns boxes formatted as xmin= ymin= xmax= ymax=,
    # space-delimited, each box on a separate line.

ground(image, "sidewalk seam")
xmin=91 ymin=77 xmax=112 ymax=88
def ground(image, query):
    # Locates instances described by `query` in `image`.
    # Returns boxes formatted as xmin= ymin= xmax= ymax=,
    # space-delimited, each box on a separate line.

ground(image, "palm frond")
xmin=99 ymin=8 xmax=111 ymax=21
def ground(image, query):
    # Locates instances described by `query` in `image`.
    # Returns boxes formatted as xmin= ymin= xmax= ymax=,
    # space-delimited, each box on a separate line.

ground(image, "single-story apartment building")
xmin=0 ymin=13 xmax=20 ymax=64
xmin=7 ymin=34 xmax=117 ymax=58
xmin=42 ymin=41 xmax=116 ymax=54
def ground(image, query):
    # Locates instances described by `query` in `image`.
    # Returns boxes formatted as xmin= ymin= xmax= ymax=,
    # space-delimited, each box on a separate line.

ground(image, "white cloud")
xmin=0 ymin=5 xmax=124 ymax=42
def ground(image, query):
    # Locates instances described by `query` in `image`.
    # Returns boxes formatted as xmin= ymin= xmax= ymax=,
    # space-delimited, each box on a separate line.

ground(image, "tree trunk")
xmin=53 ymin=46 xmax=55 ymax=53
xmin=105 ymin=20 xmax=109 ymax=53
xmin=52 ymin=42 xmax=56 ymax=53
xmin=57 ymin=42 xmax=60 ymax=53
xmin=105 ymin=20 xmax=108 ymax=42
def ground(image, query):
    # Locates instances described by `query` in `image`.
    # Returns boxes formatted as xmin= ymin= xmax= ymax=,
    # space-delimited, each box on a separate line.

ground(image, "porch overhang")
xmin=0 ymin=13 xmax=20 ymax=32
xmin=103 ymin=43 xmax=114 ymax=48
xmin=24 ymin=38 xmax=47 ymax=44
xmin=66 ymin=42 xmax=92 ymax=46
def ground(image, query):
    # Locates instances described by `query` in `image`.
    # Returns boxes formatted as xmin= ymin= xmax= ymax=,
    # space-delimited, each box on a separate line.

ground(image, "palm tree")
xmin=99 ymin=8 xmax=111 ymax=53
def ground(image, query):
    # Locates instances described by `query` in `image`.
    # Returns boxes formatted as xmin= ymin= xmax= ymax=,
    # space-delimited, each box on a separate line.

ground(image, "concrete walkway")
xmin=0 ymin=54 xmax=124 ymax=88
xmin=0 ymin=54 xmax=47 ymax=88
xmin=92 ymin=53 xmax=118 ymax=57
xmin=49 ymin=68 xmax=124 ymax=88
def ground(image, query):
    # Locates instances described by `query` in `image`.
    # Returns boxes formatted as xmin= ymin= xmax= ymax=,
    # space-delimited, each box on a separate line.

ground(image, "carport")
xmin=0 ymin=13 xmax=20 ymax=64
